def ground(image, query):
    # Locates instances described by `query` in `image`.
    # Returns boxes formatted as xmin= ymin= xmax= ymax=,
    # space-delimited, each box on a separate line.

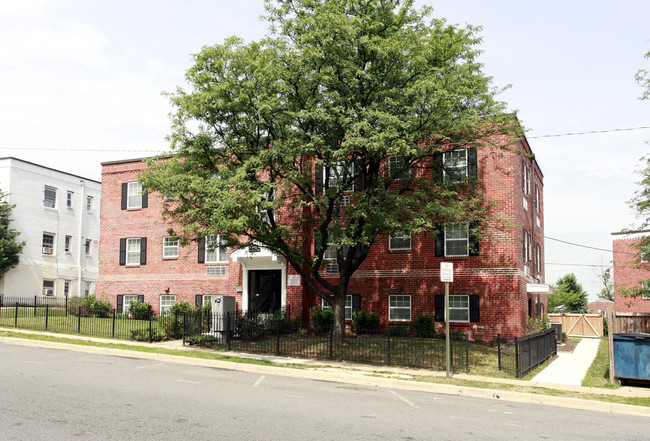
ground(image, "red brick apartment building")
xmin=612 ymin=230 xmax=650 ymax=313
xmin=96 ymin=138 xmax=548 ymax=340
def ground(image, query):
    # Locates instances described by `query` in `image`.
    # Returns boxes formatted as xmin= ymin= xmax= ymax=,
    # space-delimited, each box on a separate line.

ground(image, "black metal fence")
xmin=497 ymin=329 xmax=557 ymax=378
xmin=181 ymin=310 xmax=470 ymax=372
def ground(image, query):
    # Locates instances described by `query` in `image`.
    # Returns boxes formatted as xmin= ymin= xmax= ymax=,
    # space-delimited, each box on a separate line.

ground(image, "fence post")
xmin=112 ymin=309 xmax=116 ymax=339
xmin=497 ymin=334 xmax=502 ymax=371
xmin=77 ymin=307 xmax=81 ymax=334
xmin=45 ymin=305 xmax=49 ymax=331
xmin=226 ymin=312 xmax=231 ymax=351
xmin=386 ymin=327 xmax=391 ymax=366
xmin=329 ymin=325 xmax=334 ymax=360
xmin=148 ymin=311 xmax=153 ymax=343
xmin=174 ymin=310 xmax=179 ymax=339
xmin=34 ymin=296 xmax=37 ymax=317
xmin=65 ymin=295 xmax=68 ymax=317
xmin=276 ymin=314 xmax=281 ymax=356
xmin=515 ymin=336 xmax=520 ymax=378
xmin=450 ymin=333 xmax=454 ymax=371
xmin=14 ymin=302 xmax=18 ymax=327
xmin=182 ymin=312 xmax=186 ymax=346
xmin=465 ymin=334 xmax=469 ymax=374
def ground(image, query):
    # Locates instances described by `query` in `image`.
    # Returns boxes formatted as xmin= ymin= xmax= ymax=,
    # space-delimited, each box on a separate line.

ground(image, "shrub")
xmin=185 ymin=334 xmax=220 ymax=347
xmin=385 ymin=326 xmax=409 ymax=337
xmin=413 ymin=313 xmax=436 ymax=337
xmin=310 ymin=306 xmax=333 ymax=334
xmin=169 ymin=300 xmax=193 ymax=315
xmin=87 ymin=296 xmax=111 ymax=318
xmin=129 ymin=300 xmax=152 ymax=320
xmin=352 ymin=310 xmax=380 ymax=333
xmin=236 ymin=312 xmax=268 ymax=339
xmin=130 ymin=328 xmax=165 ymax=342
xmin=68 ymin=297 xmax=86 ymax=316
xmin=527 ymin=314 xmax=549 ymax=334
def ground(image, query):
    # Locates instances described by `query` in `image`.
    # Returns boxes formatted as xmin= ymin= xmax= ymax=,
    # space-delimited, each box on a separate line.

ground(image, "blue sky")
xmin=1 ymin=0 xmax=649 ymax=298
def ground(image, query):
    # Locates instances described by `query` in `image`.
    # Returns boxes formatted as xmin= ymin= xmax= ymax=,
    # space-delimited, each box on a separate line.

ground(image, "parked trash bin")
xmin=549 ymin=322 xmax=562 ymax=343
xmin=613 ymin=333 xmax=650 ymax=383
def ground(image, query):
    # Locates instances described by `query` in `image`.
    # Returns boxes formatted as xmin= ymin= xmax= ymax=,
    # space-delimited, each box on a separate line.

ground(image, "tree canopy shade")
xmin=548 ymin=273 xmax=589 ymax=313
xmin=140 ymin=0 xmax=516 ymax=339
xmin=0 ymin=191 xmax=24 ymax=279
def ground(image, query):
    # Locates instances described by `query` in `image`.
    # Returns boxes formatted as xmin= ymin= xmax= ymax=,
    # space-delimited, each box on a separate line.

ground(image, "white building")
xmin=0 ymin=157 xmax=101 ymax=299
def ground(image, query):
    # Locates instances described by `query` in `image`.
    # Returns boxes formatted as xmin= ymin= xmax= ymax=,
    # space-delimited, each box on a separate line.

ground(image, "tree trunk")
xmin=332 ymin=294 xmax=346 ymax=345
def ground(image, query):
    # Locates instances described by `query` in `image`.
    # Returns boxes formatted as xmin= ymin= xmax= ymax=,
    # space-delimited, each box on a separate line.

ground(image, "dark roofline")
xmin=611 ymin=229 xmax=650 ymax=236
xmin=101 ymin=155 xmax=171 ymax=166
xmin=0 ymin=157 xmax=101 ymax=184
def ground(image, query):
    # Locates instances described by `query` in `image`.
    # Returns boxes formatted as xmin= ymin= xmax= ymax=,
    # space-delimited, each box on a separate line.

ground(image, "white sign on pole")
xmin=440 ymin=262 xmax=454 ymax=283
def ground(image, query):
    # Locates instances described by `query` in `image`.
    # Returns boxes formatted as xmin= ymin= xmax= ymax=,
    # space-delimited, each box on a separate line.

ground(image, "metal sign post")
xmin=440 ymin=262 xmax=453 ymax=378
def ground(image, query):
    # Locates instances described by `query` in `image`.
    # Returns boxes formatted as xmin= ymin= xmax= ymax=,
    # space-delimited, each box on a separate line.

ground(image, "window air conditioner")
xmin=43 ymin=289 xmax=54 ymax=296
xmin=42 ymin=247 xmax=53 ymax=255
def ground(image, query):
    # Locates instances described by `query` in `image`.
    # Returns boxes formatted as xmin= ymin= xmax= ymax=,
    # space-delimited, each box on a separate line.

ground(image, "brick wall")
xmin=612 ymin=233 xmax=650 ymax=313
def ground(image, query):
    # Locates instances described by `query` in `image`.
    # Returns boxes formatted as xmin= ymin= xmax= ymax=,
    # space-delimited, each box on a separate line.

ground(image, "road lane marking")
xmin=253 ymin=375 xmax=266 ymax=388
xmin=388 ymin=389 xmax=417 ymax=408
xmin=134 ymin=362 xmax=166 ymax=370
xmin=27 ymin=361 xmax=44 ymax=365
xmin=177 ymin=380 xmax=200 ymax=384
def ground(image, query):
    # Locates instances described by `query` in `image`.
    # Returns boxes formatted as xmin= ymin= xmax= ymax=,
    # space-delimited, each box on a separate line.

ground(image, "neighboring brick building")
xmin=612 ymin=230 xmax=650 ymax=313
xmin=96 ymin=136 xmax=548 ymax=340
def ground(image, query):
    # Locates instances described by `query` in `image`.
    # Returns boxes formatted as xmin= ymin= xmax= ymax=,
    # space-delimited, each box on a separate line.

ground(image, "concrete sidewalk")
xmin=532 ymin=338 xmax=600 ymax=386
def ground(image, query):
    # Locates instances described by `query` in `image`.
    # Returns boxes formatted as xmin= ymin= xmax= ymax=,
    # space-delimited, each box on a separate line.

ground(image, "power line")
xmin=544 ymin=235 xmax=637 ymax=255
xmin=1 ymin=125 xmax=649 ymax=153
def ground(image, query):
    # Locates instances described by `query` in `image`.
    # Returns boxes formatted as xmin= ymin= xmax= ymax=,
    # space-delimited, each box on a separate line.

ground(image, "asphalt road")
xmin=0 ymin=341 xmax=647 ymax=440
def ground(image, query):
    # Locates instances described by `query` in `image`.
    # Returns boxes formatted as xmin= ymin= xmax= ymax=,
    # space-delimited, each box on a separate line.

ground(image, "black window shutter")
xmin=469 ymin=295 xmax=480 ymax=322
xmin=141 ymin=186 xmax=148 ymax=208
xmin=467 ymin=147 xmax=477 ymax=179
xmin=315 ymin=163 xmax=324 ymax=194
xmin=117 ymin=295 xmax=123 ymax=313
xmin=469 ymin=221 xmax=479 ymax=256
xmin=434 ymin=295 xmax=445 ymax=321
xmin=198 ymin=237 xmax=205 ymax=263
xmin=432 ymin=152 xmax=443 ymax=182
xmin=353 ymin=160 xmax=363 ymax=191
xmin=121 ymin=183 xmax=128 ymax=210
xmin=434 ymin=227 xmax=445 ymax=257
xmin=352 ymin=295 xmax=361 ymax=313
xmin=195 ymin=295 xmax=202 ymax=306
xmin=137 ymin=295 xmax=144 ymax=303
xmin=140 ymin=237 xmax=147 ymax=265
xmin=119 ymin=238 xmax=126 ymax=265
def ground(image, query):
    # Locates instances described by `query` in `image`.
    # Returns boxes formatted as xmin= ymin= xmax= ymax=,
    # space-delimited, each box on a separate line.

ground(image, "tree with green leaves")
xmin=595 ymin=266 xmax=614 ymax=301
xmin=0 ymin=191 xmax=24 ymax=279
xmin=140 ymin=0 xmax=514 ymax=341
xmin=548 ymin=273 xmax=589 ymax=313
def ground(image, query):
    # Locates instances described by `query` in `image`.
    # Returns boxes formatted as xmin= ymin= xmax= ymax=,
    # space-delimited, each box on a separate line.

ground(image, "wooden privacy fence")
xmin=547 ymin=313 xmax=603 ymax=338
xmin=605 ymin=311 xmax=650 ymax=382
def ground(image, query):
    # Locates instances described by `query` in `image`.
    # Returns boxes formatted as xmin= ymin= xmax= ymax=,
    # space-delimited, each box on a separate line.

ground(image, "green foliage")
xmin=185 ymin=334 xmax=220 ymax=347
xmin=130 ymin=328 xmax=165 ymax=342
xmin=548 ymin=273 xmax=589 ymax=313
xmin=68 ymin=297 xmax=86 ymax=316
xmin=352 ymin=310 xmax=380 ymax=333
xmin=596 ymin=267 xmax=615 ymax=301
xmin=128 ymin=300 xmax=153 ymax=320
xmin=84 ymin=295 xmax=112 ymax=318
xmin=310 ymin=306 xmax=333 ymax=334
xmin=236 ymin=312 xmax=269 ymax=339
xmin=413 ymin=313 xmax=436 ymax=337
xmin=139 ymin=0 xmax=513 ymax=340
xmin=169 ymin=300 xmax=193 ymax=315
xmin=385 ymin=326 xmax=409 ymax=337
xmin=0 ymin=191 xmax=25 ymax=278
xmin=527 ymin=314 xmax=550 ymax=335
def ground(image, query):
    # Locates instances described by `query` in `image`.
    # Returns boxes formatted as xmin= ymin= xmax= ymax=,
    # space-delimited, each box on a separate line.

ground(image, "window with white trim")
xmin=389 ymin=156 xmax=410 ymax=180
xmin=86 ymin=196 xmax=93 ymax=211
xmin=202 ymin=295 xmax=214 ymax=307
xmin=163 ymin=236 xmax=179 ymax=258
xmin=522 ymin=158 xmax=530 ymax=196
xmin=523 ymin=229 xmax=531 ymax=264
xmin=44 ymin=186 xmax=56 ymax=208
xmin=449 ymin=295 xmax=469 ymax=322
xmin=64 ymin=280 xmax=70 ymax=297
xmin=126 ymin=238 xmax=141 ymax=265
xmin=322 ymin=295 xmax=353 ymax=320
xmin=64 ymin=235 xmax=71 ymax=253
xmin=389 ymin=295 xmax=411 ymax=321
xmin=160 ymin=295 xmax=176 ymax=313
xmin=205 ymin=235 xmax=229 ymax=263
xmin=84 ymin=282 xmax=91 ymax=297
xmin=85 ymin=239 xmax=92 ymax=256
xmin=641 ymin=244 xmax=650 ymax=263
xmin=534 ymin=184 xmax=541 ymax=212
xmin=443 ymin=149 xmax=468 ymax=182
xmin=641 ymin=281 xmax=650 ymax=299
xmin=325 ymin=162 xmax=357 ymax=191
xmin=323 ymin=227 xmax=348 ymax=260
xmin=123 ymin=295 xmax=139 ymax=315
xmin=43 ymin=280 xmax=55 ymax=296
xmin=42 ymin=233 xmax=55 ymax=255
xmin=389 ymin=232 xmax=411 ymax=251
xmin=127 ymin=182 xmax=144 ymax=209
xmin=66 ymin=191 xmax=74 ymax=208
xmin=444 ymin=223 xmax=468 ymax=256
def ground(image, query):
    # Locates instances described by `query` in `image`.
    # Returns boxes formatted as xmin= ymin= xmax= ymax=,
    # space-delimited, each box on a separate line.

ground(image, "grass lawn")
xmin=582 ymin=337 xmax=620 ymax=389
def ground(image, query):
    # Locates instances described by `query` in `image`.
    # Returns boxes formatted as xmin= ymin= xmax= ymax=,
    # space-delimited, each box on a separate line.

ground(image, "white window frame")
xmin=86 ymin=196 xmax=93 ymax=211
xmin=523 ymin=229 xmax=531 ymax=263
xmin=42 ymin=233 xmax=55 ymax=255
xmin=444 ymin=223 xmax=469 ymax=257
xmin=66 ymin=191 xmax=74 ymax=208
xmin=641 ymin=244 xmax=650 ymax=263
xmin=443 ymin=149 xmax=468 ymax=182
xmin=534 ymin=184 xmax=541 ymax=212
xmin=43 ymin=279 xmax=55 ymax=296
xmin=84 ymin=282 xmax=91 ymax=297
xmin=322 ymin=295 xmax=353 ymax=320
xmin=123 ymin=295 xmax=139 ymax=315
xmin=127 ymin=182 xmax=144 ymax=209
xmin=64 ymin=280 xmax=70 ymax=297
xmin=44 ymin=186 xmax=57 ymax=208
xmin=85 ymin=239 xmax=92 ymax=256
xmin=160 ymin=295 xmax=176 ymax=313
xmin=522 ymin=159 xmax=531 ymax=196
xmin=388 ymin=295 xmax=411 ymax=321
xmin=449 ymin=295 xmax=469 ymax=322
xmin=205 ymin=234 xmax=229 ymax=263
xmin=323 ymin=227 xmax=348 ymax=260
xmin=64 ymin=235 xmax=71 ymax=253
xmin=389 ymin=155 xmax=410 ymax=180
xmin=325 ymin=162 xmax=356 ymax=191
xmin=163 ymin=236 xmax=179 ymax=259
xmin=126 ymin=238 xmax=141 ymax=266
xmin=389 ymin=232 xmax=411 ymax=251
xmin=202 ymin=295 xmax=214 ymax=307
